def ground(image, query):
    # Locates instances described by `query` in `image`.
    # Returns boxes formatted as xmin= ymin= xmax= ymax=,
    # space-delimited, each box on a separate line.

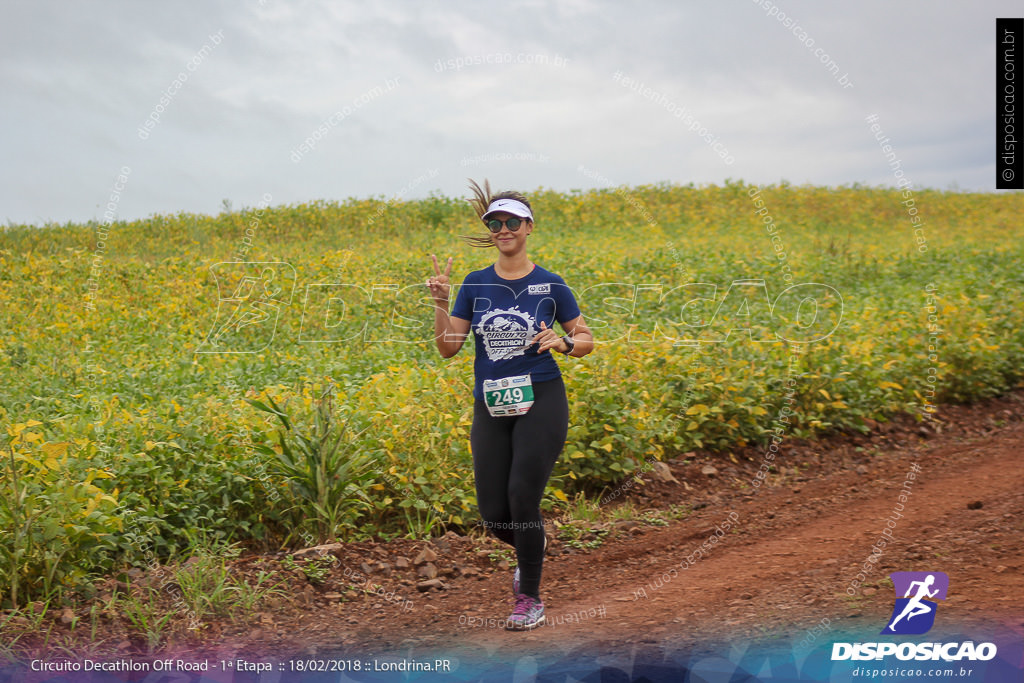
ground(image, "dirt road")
xmin=187 ymin=391 xmax=1024 ymax=674
xmin=9 ymin=391 xmax=1024 ymax=681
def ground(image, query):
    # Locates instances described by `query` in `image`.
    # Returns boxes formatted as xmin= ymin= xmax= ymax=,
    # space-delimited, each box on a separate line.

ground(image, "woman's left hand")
xmin=533 ymin=321 xmax=568 ymax=354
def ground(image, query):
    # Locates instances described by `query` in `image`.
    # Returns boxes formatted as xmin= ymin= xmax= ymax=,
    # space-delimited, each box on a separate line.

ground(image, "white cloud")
xmin=0 ymin=0 xmax=1019 ymax=225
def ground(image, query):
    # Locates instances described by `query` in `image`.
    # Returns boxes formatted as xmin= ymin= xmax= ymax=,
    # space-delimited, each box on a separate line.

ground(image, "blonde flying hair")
xmin=461 ymin=178 xmax=534 ymax=249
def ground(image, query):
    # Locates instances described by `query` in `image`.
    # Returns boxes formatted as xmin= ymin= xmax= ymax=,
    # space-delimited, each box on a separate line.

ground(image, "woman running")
xmin=426 ymin=179 xmax=593 ymax=630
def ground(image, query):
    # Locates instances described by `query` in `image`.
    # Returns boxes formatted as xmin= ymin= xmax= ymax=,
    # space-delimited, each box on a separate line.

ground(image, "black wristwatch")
xmin=560 ymin=335 xmax=575 ymax=355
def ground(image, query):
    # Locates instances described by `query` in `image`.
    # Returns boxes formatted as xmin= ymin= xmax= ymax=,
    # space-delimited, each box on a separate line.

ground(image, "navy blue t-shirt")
xmin=450 ymin=263 xmax=582 ymax=401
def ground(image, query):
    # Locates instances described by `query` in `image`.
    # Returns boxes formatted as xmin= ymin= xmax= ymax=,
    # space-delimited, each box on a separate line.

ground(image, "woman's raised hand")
xmin=427 ymin=254 xmax=453 ymax=304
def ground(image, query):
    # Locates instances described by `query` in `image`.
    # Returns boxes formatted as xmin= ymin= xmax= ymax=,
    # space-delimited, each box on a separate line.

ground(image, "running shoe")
xmin=506 ymin=593 xmax=545 ymax=630
xmin=513 ymin=534 xmax=547 ymax=594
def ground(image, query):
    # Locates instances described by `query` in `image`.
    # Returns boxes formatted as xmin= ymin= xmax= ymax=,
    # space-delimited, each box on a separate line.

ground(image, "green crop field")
xmin=2 ymin=181 xmax=1023 ymax=608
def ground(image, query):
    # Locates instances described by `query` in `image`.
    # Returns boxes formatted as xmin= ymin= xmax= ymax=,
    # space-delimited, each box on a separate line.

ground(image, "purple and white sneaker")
xmin=506 ymin=593 xmax=545 ymax=630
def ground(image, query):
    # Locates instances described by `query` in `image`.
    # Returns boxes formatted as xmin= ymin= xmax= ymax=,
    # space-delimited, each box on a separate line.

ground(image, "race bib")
xmin=483 ymin=374 xmax=534 ymax=417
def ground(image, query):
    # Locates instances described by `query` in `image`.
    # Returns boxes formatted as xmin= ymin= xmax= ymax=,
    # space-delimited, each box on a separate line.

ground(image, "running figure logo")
xmin=198 ymin=262 xmax=296 ymax=354
xmin=881 ymin=571 xmax=949 ymax=635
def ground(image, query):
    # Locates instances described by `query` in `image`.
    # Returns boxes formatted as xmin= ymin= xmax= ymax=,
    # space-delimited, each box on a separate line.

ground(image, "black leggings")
xmin=471 ymin=375 xmax=569 ymax=600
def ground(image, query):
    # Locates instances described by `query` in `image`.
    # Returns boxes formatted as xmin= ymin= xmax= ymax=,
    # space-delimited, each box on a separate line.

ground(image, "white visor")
xmin=482 ymin=198 xmax=533 ymax=221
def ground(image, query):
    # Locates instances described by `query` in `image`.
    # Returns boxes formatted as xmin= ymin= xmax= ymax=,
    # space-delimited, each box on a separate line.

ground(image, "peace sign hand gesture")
xmin=427 ymin=254 xmax=453 ymax=305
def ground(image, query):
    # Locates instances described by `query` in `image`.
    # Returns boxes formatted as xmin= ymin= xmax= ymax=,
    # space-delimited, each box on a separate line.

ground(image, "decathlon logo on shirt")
xmin=477 ymin=307 xmax=538 ymax=361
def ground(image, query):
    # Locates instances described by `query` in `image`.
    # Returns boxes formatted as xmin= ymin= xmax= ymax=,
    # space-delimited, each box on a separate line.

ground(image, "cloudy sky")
xmin=1 ymin=1 xmax=1017 ymax=226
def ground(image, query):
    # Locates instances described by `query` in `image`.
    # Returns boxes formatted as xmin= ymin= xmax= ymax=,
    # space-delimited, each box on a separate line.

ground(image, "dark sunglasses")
xmin=486 ymin=217 xmax=526 ymax=233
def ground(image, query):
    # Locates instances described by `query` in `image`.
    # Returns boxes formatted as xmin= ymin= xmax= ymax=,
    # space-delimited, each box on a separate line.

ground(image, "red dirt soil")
xmin=8 ymin=390 xmax=1024 ymax=668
